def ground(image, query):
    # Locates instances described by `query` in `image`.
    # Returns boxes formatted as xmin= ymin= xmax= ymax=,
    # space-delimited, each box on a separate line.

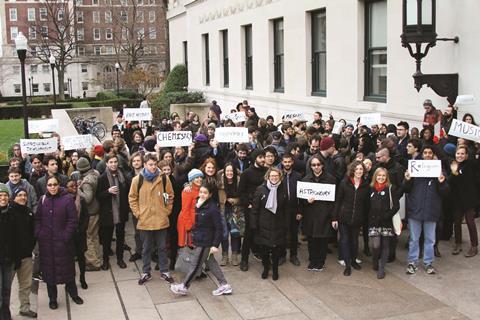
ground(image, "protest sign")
xmin=28 ymin=119 xmax=59 ymax=133
xmin=20 ymin=138 xmax=58 ymax=154
xmin=223 ymin=112 xmax=246 ymax=123
xmin=360 ymin=113 xmax=382 ymax=126
xmin=283 ymin=112 xmax=306 ymax=122
xmin=332 ymin=122 xmax=344 ymax=135
xmin=123 ymin=108 xmax=152 ymax=121
xmin=62 ymin=134 xmax=93 ymax=150
xmin=156 ymin=131 xmax=192 ymax=147
xmin=448 ymin=119 xmax=480 ymax=142
xmin=215 ymin=127 xmax=249 ymax=143
xmin=296 ymin=182 xmax=336 ymax=202
xmin=408 ymin=160 xmax=442 ymax=178
xmin=455 ymin=95 xmax=475 ymax=106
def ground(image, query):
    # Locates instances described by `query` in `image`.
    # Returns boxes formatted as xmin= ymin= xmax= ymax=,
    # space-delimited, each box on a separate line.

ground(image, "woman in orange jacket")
xmin=177 ymin=169 xmax=204 ymax=247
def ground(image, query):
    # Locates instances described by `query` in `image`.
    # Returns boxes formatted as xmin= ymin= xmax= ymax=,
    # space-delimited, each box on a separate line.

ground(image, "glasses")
xmin=311 ymin=163 xmax=321 ymax=167
xmin=47 ymin=183 xmax=59 ymax=187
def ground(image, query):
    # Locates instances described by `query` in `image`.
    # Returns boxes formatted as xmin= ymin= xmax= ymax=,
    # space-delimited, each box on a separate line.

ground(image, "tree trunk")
xmin=57 ymin=65 xmax=65 ymax=101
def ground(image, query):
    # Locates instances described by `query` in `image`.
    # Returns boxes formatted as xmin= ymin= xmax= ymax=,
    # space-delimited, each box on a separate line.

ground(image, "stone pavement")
xmin=10 ymin=222 xmax=479 ymax=320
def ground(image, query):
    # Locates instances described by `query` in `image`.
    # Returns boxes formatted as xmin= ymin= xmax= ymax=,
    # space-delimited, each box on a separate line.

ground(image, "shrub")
xmin=151 ymin=91 xmax=204 ymax=121
xmin=163 ymin=64 xmax=188 ymax=93
xmin=118 ymin=89 xmax=140 ymax=99
xmin=87 ymin=98 xmax=142 ymax=110
xmin=96 ymin=91 xmax=118 ymax=100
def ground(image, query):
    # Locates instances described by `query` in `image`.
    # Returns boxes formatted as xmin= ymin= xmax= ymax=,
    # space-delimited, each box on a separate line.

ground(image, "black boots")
xmin=80 ymin=274 xmax=88 ymax=289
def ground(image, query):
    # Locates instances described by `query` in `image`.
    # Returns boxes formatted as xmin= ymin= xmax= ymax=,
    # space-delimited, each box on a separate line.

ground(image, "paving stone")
xmin=156 ymin=299 xmax=210 ymax=320
xmin=117 ymin=279 xmax=161 ymax=320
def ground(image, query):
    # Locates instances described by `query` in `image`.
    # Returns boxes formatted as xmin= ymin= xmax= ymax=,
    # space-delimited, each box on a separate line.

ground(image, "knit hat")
xmin=443 ymin=143 xmax=456 ymax=157
xmin=423 ymin=99 xmax=433 ymax=106
xmin=320 ymin=137 xmax=335 ymax=151
xmin=188 ymin=169 xmax=204 ymax=182
xmin=250 ymin=148 xmax=266 ymax=161
xmin=13 ymin=187 xmax=27 ymax=199
xmin=194 ymin=134 xmax=208 ymax=143
xmin=0 ymin=183 xmax=10 ymax=196
xmin=345 ymin=123 xmax=354 ymax=130
xmin=76 ymin=157 xmax=91 ymax=173
xmin=207 ymin=123 xmax=216 ymax=129
xmin=93 ymin=145 xmax=104 ymax=157
xmin=143 ymin=137 xmax=156 ymax=152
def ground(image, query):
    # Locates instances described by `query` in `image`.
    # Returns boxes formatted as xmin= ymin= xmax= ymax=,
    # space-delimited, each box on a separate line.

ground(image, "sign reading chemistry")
xmin=156 ymin=131 xmax=192 ymax=147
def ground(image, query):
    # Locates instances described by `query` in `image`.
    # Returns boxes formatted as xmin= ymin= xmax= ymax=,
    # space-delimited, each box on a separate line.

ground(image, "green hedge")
xmin=87 ymin=98 xmax=142 ymax=110
xmin=164 ymin=64 xmax=188 ymax=93
xmin=151 ymin=91 xmax=204 ymax=121
xmin=96 ymin=91 xmax=118 ymax=100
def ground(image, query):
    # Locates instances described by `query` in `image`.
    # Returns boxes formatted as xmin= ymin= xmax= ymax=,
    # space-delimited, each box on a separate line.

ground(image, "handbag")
xmin=174 ymin=246 xmax=202 ymax=276
xmin=389 ymin=186 xmax=402 ymax=236
xmin=229 ymin=208 xmax=245 ymax=237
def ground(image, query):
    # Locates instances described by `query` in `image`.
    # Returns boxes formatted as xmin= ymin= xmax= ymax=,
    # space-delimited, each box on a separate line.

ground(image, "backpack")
xmin=136 ymin=174 xmax=168 ymax=205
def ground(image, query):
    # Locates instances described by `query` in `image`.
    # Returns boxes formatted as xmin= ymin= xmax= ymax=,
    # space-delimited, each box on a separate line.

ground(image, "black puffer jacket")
xmin=192 ymin=198 xmax=223 ymax=248
xmin=448 ymin=160 xmax=480 ymax=211
xmin=239 ymin=164 xmax=268 ymax=208
xmin=404 ymin=176 xmax=449 ymax=222
xmin=333 ymin=177 xmax=369 ymax=226
xmin=250 ymin=183 xmax=288 ymax=247
xmin=11 ymin=202 xmax=35 ymax=260
xmin=368 ymin=185 xmax=400 ymax=228
xmin=0 ymin=205 xmax=20 ymax=266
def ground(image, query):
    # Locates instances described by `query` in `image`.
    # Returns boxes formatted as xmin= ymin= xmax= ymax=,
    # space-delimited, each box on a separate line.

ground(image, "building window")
xmin=93 ymin=28 xmax=101 ymax=40
xmin=82 ymin=82 xmax=89 ymax=91
xmin=105 ymin=46 xmax=114 ymax=55
xmin=58 ymin=9 xmax=64 ymax=21
xmin=77 ymin=11 xmax=84 ymax=23
xmin=30 ymin=46 xmax=37 ymax=57
xmin=244 ymin=24 xmax=253 ymax=90
xmin=311 ymin=9 xmax=326 ymax=96
xmin=14 ymin=84 xmax=21 ymax=94
xmin=120 ymin=11 xmax=128 ymax=22
xmin=41 ymin=26 xmax=48 ymax=38
xmin=136 ymin=11 xmax=144 ymax=23
xmin=30 ymin=65 xmax=38 ymax=74
xmin=138 ymin=0 xmax=143 ymax=4
xmin=149 ymin=11 xmax=155 ymax=22
xmin=10 ymin=27 xmax=18 ymax=41
xmin=78 ymin=47 xmax=86 ymax=56
xmin=29 ymin=26 xmax=36 ymax=40
xmin=9 ymin=8 xmax=17 ymax=21
xmin=76 ymin=0 xmax=84 ymax=5
xmin=149 ymin=27 xmax=156 ymax=39
xmin=40 ymin=8 xmax=47 ymax=21
xmin=32 ymin=84 xmax=39 ymax=93
xmin=43 ymin=83 xmax=51 ymax=92
xmin=94 ymin=46 xmax=101 ymax=55
xmin=183 ymin=41 xmax=188 ymax=70
xmin=365 ymin=0 xmax=387 ymax=101
xmin=203 ymin=33 xmax=210 ymax=86
xmin=122 ymin=28 xmax=128 ymax=40
xmin=221 ymin=30 xmax=229 ymax=88
xmin=105 ymin=11 xmax=112 ymax=23
xmin=77 ymin=28 xmax=84 ymax=41
xmin=28 ymin=8 xmax=36 ymax=21
xmin=42 ymin=64 xmax=50 ymax=73
xmin=106 ymin=28 xmax=112 ymax=40
xmin=273 ymin=18 xmax=284 ymax=93
xmin=137 ymin=28 xmax=144 ymax=40
xmin=93 ymin=0 xmax=99 ymax=4
xmin=93 ymin=11 xmax=100 ymax=23
xmin=81 ymin=64 xmax=88 ymax=73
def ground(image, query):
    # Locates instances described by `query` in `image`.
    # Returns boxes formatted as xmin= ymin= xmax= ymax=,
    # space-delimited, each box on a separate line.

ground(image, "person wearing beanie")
xmin=306 ymin=136 xmax=336 ymax=179
xmin=91 ymin=145 xmax=104 ymax=170
xmin=6 ymin=166 xmax=38 ymax=213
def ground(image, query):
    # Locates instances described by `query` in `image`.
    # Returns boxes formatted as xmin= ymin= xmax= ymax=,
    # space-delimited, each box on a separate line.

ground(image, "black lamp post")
xmin=28 ymin=76 xmax=32 ymax=99
xmin=49 ymin=54 xmax=57 ymax=107
xmin=401 ymin=0 xmax=459 ymax=104
xmin=30 ymin=77 xmax=34 ymax=97
xmin=115 ymin=62 xmax=120 ymax=97
xmin=68 ymin=78 xmax=72 ymax=98
xmin=15 ymin=32 xmax=29 ymax=138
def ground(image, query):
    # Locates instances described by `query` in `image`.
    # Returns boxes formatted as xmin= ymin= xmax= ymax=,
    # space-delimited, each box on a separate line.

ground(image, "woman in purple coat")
xmin=35 ymin=176 xmax=84 ymax=310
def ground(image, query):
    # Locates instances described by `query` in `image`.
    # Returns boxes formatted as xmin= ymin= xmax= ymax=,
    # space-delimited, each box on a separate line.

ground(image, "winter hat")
xmin=0 ymin=183 xmax=10 ymax=196
xmin=93 ymin=145 xmax=104 ymax=157
xmin=13 ymin=187 xmax=27 ymax=199
xmin=250 ymin=148 xmax=266 ymax=161
xmin=188 ymin=169 xmax=204 ymax=182
xmin=207 ymin=123 xmax=216 ymax=129
xmin=443 ymin=143 xmax=456 ymax=157
xmin=194 ymin=134 xmax=208 ymax=143
xmin=143 ymin=137 xmax=156 ymax=152
xmin=345 ymin=124 xmax=354 ymax=130
xmin=320 ymin=137 xmax=335 ymax=151
xmin=76 ymin=157 xmax=91 ymax=173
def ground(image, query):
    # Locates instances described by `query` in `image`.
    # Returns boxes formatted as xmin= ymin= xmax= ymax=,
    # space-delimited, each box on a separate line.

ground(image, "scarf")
xmin=374 ymin=181 xmax=387 ymax=192
xmin=142 ymin=168 xmax=160 ymax=182
xmin=106 ymin=169 xmax=125 ymax=225
xmin=265 ymin=180 xmax=280 ymax=214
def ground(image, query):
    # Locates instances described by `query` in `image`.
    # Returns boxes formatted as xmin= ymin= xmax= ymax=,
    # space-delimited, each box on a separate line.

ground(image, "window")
xmin=149 ymin=27 xmax=156 ymax=39
xmin=365 ymin=0 xmax=387 ymax=101
xmin=149 ymin=11 xmax=155 ymax=22
xmin=32 ymin=84 xmax=39 ymax=93
xmin=29 ymin=26 xmax=36 ymax=40
xmin=106 ymin=28 xmax=112 ymax=40
xmin=93 ymin=0 xmax=99 ymax=4
xmin=148 ymin=0 xmax=155 ymax=4
xmin=137 ymin=11 xmax=144 ymax=23
xmin=93 ymin=11 xmax=100 ymax=23
xmin=42 ymin=64 xmax=50 ymax=73
xmin=9 ymin=8 xmax=17 ymax=21
xmin=30 ymin=46 xmax=37 ymax=57
xmin=64 ymin=83 xmax=69 ymax=92
xmin=93 ymin=28 xmax=101 ymax=40
xmin=82 ymin=82 xmax=89 ymax=90
xmin=244 ymin=24 xmax=253 ymax=89
xmin=94 ymin=46 xmax=101 ymax=55
xmin=28 ymin=8 xmax=36 ymax=21
xmin=41 ymin=26 xmax=48 ymax=38
xmin=122 ymin=28 xmax=128 ymax=40
xmin=138 ymin=0 xmax=143 ymax=4
xmin=137 ymin=28 xmax=144 ymax=40
xmin=105 ymin=46 xmax=114 ymax=55
xmin=40 ymin=8 xmax=47 ymax=21
xmin=10 ymin=27 xmax=18 ymax=41
xmin=120 ymin=11 xmax=128 ymax=22
xmin=221 ymin=30 xmax=229 ymax=88
xmin=81 ymin=64 xmax=88 ymax=73
xmin=78 ymin=47 xmax=86 ymax=56
xmin=14 ymin=84 xmax=21 ymax=94
xmin=77 ymin=11 xmax=84 ymax=23
xmin=77 ymin=28 xmax=84 ymax=41
xmin=43 ymin=83 xmax=51 ymax=92
xmin=76 ymin=0 xmax=84 ymax=5
xmin=58 ymin=9 xmax=64 ymax=21
xmin=273 ymin=18 xmax=284 ymax=92
xmin=183 ymin=41 xmax=188 ymax=70
xmin=203 ymin=33 xmax=210 ymax=86
xmin=30 ymin=65 xmax=38 ymax=74
xmin=120 ymin=0 xmax=127 ymax=5
xmin=105 ymin=0 xmax=112 ymax=5
xmin=311 ymin=9 xmax=326 ymax=96
xmin=105 ymin=11 xmax=112 ymax=23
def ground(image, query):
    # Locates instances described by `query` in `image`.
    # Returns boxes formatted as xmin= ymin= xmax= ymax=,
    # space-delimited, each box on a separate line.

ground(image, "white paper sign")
xmin=332 ymin=122 xmax=344 ymax=135
xmin=223 ymin=112 xmax=246 ymax=123
xmin=123 ymin=108 xmax=152 ymax=121
xmin=408 ymin=160 xmax=442 ymax=178
xmin=455 ymin=95 xmax=475 ymax=106
xmin=283 ymin=112 xmax=305 ymax=122
xmin=28 ymin=119 xmax=59 ymax=133
xmin=448 ymin=119 xmax=480 ymax=142
xmin=20 ymin=138 xmax=58 ymax=154
xmin=62 ymin=134 xmax=93 ymax=151
xmin=156 ymin=131 xmax=192 ymax=147
xmin=360 ymin=113 xmax=382 ymax=126
xmin=296 ymin=181 xmax=336 ymax=202
xmin=215 ymin=127 xmax=249 ymax=143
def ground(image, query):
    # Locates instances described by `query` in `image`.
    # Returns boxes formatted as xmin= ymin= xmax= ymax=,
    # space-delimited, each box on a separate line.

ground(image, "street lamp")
xmin=68 ymin=78 xmax=72 ymax=98
xmin=28 ymin=76 xmax=32 ymax=99
xmin=15 ymin=32 xmax=29 ymax=138
xmin=49 ymin=54 xmax=57 ymax=107
xmin=401 ymin=0 xmax=459 ymax=104
xmin=115 ymin=62 xmax=120 ymax=97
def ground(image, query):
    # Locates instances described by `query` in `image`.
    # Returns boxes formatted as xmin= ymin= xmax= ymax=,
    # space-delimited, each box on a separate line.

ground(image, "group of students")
xmin=0 ymin=98 xmax=479 ymax=318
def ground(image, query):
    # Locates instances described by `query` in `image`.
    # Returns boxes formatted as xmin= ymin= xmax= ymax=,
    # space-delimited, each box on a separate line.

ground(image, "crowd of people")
xmin=0 ymin=97 xmax=479 ymax=318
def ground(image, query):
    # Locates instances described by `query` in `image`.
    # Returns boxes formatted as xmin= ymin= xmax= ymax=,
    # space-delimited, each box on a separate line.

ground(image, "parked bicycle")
xmin=72 ymin=116 xmax=107 ymax=141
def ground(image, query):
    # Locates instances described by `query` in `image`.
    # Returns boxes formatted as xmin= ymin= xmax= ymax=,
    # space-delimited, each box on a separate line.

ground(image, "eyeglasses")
xmin=311 ymin=163 xmax=321 ymax=167
xmin=47 ymin=183 xmax=59 ymax=187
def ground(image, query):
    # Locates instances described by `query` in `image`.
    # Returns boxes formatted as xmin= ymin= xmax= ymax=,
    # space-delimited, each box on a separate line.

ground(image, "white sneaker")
xmin=212 ymin=283 xmax=232 ymax=296
xmin=170 ymin=283 xmax=188 ymax=295
xmin=337 ymin=260 xmax=346 ymax=267
xmin=356 ymin=258 xmax=363 ymax=264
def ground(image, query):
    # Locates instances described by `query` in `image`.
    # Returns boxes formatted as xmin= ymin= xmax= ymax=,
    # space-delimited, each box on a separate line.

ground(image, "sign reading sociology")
xmin=62 ymin=134 xmax=93 ymax=151
xmin=215 ymin=127 xmax=249 ymax=143
xmin=408 ymin=160 xmax=442 ymax=178
xmin=296 ymin=182 xmax=336 ymax=202
xmin=448 ymin=119 xmax=480 ymax=142
xmin=123 ymin=108 xmax=152 ymax=121
xmin=360 ymin=113 xmax=382 ymax=127
xmin=156 ymin=131 xmax=192 ymax=147
xmin=223 ymin=112 xmax=246 ymax=123
xmin=283 ymin=112 xmax=306 ymax=122
xmin=28 ymin=119 xmax=59 ymax=133
xmin=20 ymin=138 xmax=58 ymax=154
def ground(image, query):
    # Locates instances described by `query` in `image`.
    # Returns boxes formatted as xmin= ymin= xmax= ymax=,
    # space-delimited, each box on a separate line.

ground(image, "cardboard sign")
xmin=296 ymin=181 xmax=336 ymax=202
xmin=283 ymin=112 xmax=305 ymax=122
xmin=214 ymin=127 xmax=249 ymax=143
xmin=20 ymin=138 xmax=58 ymax=154
xmin=408 ymin=160 xmax=442 ymax=178
xmin=360 ymin=113 xmax=382 ymax=126
xmin=28 ymin=119 xmax=59 ymax=133
xmin=332 ymin=122 xmax=344 ymax=135
xmin=455 ymin=95 xmax=475 ymax=106
xmin=123 ymin=108 xmax=152 ymax=121
xmin=62 ymin=134 xmax=93 ymax=150
xmin=448 ymin=119 xmax=480 ymax=142
xmin=223 ymin=112 xmax=246 ymax=123
xmin=156 ymin=131 xmax=192 ymax=147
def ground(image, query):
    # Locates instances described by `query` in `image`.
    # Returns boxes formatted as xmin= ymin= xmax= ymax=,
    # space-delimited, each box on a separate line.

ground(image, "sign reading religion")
xmin=156 ymin=131 xmax=192 ymax=147
xmin=408 ymin=160 xmax=442 ymax=178
xmin=296 ymin=181 xmax=336 ymax=202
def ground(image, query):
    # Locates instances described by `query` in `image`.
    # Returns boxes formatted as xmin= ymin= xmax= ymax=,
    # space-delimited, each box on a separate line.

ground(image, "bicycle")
xmin=72 ymin=116 xmax=107 ymax=141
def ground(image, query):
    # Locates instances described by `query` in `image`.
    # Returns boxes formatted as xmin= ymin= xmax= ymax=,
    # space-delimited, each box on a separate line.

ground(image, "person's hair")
xmin=30 ymin=154 xmax=43 ymax=163
xmin=309 ymin=135 xmax=321 ymax=144
xmin=102 ymin=140 xmax=115 ymax=153
xmin=407 ymin=138 xmax=421 ymax=151
xmin=200 ymin=157 xmax=217 ymax=175
xmin=200 ymin=181 xmax=217 ymax=196
xmin=397 ymin=121 xmax=410 ymax=130
xmin=43 ymin=155 xmax=57 ymax=166
xmin=264 ymin=167 xmax=283 ymax=181
xmin=129 ymin=151 xmax=144 ymax=167
xmin=171 ymin=120 xmax=181 ymax=128
xmin=266 ymin=115 xmax=274 ymax=121
xmin=237 ymin=143 xmax=249 ymax=153
xmin=66 ymin=178 xmax=78 ymax=185
xmin=347 ymin=160 xmax=365 ymax=178
xmin=456 ymin=144 xmax=469 ymax=156
xmin=377 ymin=147 xmax=391 ymax=158
xmin=9 ymin=157 xmax=21 ymax=164
xmin=143 ymin=153 xmax=158 ymax=163
xmin=281 ymin=153 xmax=294 ymax=161
xmin=132 ymin=130 xmax=143 ymax=140
xmin=309 ymin=155 xmax=325 ymax=167
xmin=314 ymin=111 xmax=323 ymax=118
xmin=286 ymin=142 xmax=301 ymax=154
xmin=7 ymin=166 xmax=22 ymax=175
xmin=112 ymin=127 xmax=121 ymax=133
xmin=104 ymin=153 xmax=118 ymax=163
xmin=312 ymin=120 xmax=323 ymax=126
xmin=462 ymin=113 xmax=477 ymax=126
xmin=159 ymin=149 xmax=173 ymax=161
xmin=421 ymin=145 xmax=436 ymax=156
xmin=264 ymin=146 xmax=278 ymax=158
xmin=46 ymin=175 xmax=60 ymax=185
xmin=158 ymin=159 xmax=171 ymax=170
xmin=370 ymin=167 xmax=391 ymax=188
xmin=222 ymin=162 xmax=239 ymax=187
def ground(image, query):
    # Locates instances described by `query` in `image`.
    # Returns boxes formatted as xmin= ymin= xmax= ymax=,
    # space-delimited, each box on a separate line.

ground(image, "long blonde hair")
xmin=370 ymin=167 xmax=391 ymax=188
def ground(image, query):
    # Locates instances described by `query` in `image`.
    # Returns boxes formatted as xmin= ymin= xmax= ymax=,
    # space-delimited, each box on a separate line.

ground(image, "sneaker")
xmin=161 ymin=272 xmax=174 ymax=283
xmin=212 ymin=284 xmax=232 ymax=296
xmin=220 ymin=255 xmax=229 ymax=266
xmin=32 ymin=273 xmax=44 ymax=282
xmin=170 ymin=283 xmax=188 ymax=295
xmin=19 ymin=310 xmax=37 ymax=318
xmin=138 ymin=273 xmax=152 ymax=285
xmin=129 ymin=253 xmax=142 ymax=262
xmin=252 ymin=253 xmax=262 ymax=262
xmin=406 ymin=263 xmax=418 ymax=275
xmin=337 ymin=260 xmax=346 ymax=267
xmin=425 ymin=264 xmax=436 ymax=275
xmin=231 ymin=253 xmax=239 ymax=266
xmin=355 ymin=258 xmax=363 ymax=264
xmin=307 ymin=263 xmax=316 ymax=271
xmin=315 ymin=264 xmax=325 ymax=272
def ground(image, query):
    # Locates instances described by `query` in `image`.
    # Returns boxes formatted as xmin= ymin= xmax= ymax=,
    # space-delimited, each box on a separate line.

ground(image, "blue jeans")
xmin=338 ymin=223 xmax=359 ymax=267
xmin=0 ymin=263 xmax=14 ymax=320
xmin=408 ymin=219 xmax=436 ymax=265
xmin=140 ymin=229 xmax=169 ymax=274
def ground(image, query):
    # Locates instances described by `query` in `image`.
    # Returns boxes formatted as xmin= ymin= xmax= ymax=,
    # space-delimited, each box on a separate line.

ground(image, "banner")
xmin=28 ymin=119 xmax=59 ymax=133
xmin=62 ymin=134 xmax=93 ymax=151
xmin=123 ymin=108 xmax=152 ymax=121
xmin=283 ymin=112 xmax=305 ymax=122
xmin=223 ymin=112 xmax=246 ymax=123
xmin=448 ymin=118 xmax=480 ymax=142
xmin=332 ymin=122 xmax=344 ymax=135
xmin=215 ymin=127 xmax=249 ymax=143
xmin=360 ymin=113 xmax=382 ymax=126
xmin=408 ymin=160 xmax=442 ymax=178
xmin=20 ymin=138 xmax=58 ymax=154
xmin=156 ymin=131 xmax=192 ymax=147
xmin=296 ymin=181 xmax=336 ymax=202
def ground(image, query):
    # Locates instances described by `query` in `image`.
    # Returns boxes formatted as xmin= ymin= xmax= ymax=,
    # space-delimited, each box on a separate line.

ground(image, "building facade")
xmin=167 ymin=0 xmax=480 ymax=125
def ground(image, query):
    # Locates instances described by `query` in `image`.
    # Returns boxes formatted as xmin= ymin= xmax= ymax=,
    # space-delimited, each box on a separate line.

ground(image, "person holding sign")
xmin=298 ymin=155 xmax=337 ymax=272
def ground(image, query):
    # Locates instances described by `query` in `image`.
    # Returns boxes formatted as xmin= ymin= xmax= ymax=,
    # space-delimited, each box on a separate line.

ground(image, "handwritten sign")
xmin=360 ymin=113 xmax=382 ymax=126
xmin=296 ymin=182 xmax=336 ymax=202
xmin=123 ymin=108 xmax=152 ymax=121
xmin=408 ymin=160 xmax=442 ymax=178
xmin=332 ymin=122 xmax=344 ymax=135
xmin=156 ymin=131 xmax=192 ymax=147
xmin=28 ymin=119 xmax=59 ymax=133
xmin=215 ymin=127 xmax=249 ymax=143
xmin=283 ymin=112 xmax=305 ymax=122
xmin=455 ymin=95 xmax=475 ymax=106
xmin=448 ymin=119 xmax=480 ymax=142
xmin=62 ymin=134 xmax=93 ymax=150
xmin=223 ymin=112 xmax=246 ymax=123
xmin=20 ymin=138 xmax=58 ymax=154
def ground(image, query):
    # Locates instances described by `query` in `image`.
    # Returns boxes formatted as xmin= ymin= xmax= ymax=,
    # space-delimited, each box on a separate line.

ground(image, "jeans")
xmin=408 ymin=219 xmax=436 ymax=265
xmin=46 ymin=281 xmax=78 ymax=302
xmin=12 ymin=257 xmax=33 ymax=313
xmin=140 ymin=229 xmax=169 ymax=274
xmin=183 ymin=247 xmax=227 ymax=288
xmin=0 ymin=263 xmax=14 ymax=320
xmin=339 ymin=223 xmax=360 ymax=267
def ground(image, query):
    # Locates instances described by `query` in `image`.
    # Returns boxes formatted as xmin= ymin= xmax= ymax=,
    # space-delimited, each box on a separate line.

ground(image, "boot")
xmin=101 ymin=258 xmax=110 ymax=271
xmin=434 ymin=244 xmax=442 ymax=258
xmin=272 ymin=263 xmax=279 ymax=281
xmin=220 ymin=253 xmax=229 ymax=266
xmin=465 ymin=246 xmax=478 ymax=258
xmin=231 ymin=253 xmax=239 ymax=266
xmin=80 ymin=274 xmax=88 ymax=290
xmin=452 ymin=243 xmax=462 ymax=255
xmin=261 ymin=256 xmax=270 ymax=279
xmin=343 ymin=266 xmax=352 ymax=276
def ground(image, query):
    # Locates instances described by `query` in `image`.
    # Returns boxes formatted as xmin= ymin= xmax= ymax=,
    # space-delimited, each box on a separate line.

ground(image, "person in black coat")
xmin=96 ymin=154 xmax=131 ymax=270
xmin=332 ymin=160 xmax=370 ymax=276
xmin=251 ymin=168 xmax=288 ymax=280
